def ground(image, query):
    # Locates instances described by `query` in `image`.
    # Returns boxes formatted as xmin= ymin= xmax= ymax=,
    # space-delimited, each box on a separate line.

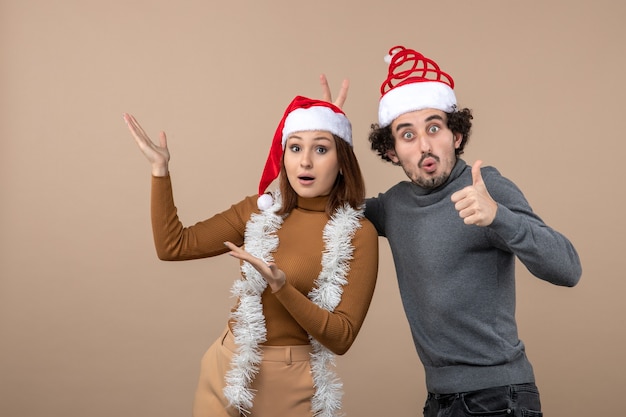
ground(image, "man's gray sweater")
xmin=365 ymin=159 xmax=581 ymax=394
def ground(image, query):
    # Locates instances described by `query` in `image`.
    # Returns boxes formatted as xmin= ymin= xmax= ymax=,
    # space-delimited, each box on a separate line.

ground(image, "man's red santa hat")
xmin=378 ymin=46 xmax=457 ymax=127
xmin=257 ymin=95 xmax=352 ymax=210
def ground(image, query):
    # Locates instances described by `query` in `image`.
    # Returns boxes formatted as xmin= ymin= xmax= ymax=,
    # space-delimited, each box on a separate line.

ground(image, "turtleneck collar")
xmin=296 ymin=194 xmax=329 ymax=212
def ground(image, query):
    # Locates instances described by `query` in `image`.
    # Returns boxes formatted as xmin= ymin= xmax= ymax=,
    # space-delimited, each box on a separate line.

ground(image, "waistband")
xmin=221 ymin=328 xmax=313 ymax=365
xmin=424 ymin=353 xmax=535 ymax=393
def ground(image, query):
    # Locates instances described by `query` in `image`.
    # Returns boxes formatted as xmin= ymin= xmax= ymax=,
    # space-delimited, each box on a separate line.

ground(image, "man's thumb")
xmin=472 ymin=160 xmax=484 ymax=186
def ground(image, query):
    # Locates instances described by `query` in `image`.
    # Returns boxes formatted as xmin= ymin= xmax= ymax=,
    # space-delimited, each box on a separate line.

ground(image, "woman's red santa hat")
xmin=378 ymin=46 xmax=457 ymax=127
xmin=257 ymin=95 xmax=352 ymax=210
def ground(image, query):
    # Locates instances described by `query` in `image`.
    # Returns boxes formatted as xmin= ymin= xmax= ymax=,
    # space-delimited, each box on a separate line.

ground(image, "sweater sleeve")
xmin=150 ymin=175 xmax=256 ymax=260
xmin=273 ymin=219 xmax=379 ymax=355
xmin=364 ymin=196 xmax=386 ymax=237
xmin=484 ymin=169 xmax=582 ymax=287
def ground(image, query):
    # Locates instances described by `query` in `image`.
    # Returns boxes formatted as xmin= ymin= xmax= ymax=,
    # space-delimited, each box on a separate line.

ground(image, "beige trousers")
xmin=192 ymin=326 xmax=315 ymax=417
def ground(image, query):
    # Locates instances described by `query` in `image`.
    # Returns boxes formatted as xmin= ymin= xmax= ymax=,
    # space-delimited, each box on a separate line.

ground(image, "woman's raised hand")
xmin=123 ymin=113 xmax=170 ymax=177
xmin=319 ymin=74 xmax=349 ymax=109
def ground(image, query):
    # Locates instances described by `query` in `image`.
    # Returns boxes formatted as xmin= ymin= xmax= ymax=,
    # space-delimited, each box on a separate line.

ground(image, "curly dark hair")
xmin=368 ymin=108 xmax=473 ymax=163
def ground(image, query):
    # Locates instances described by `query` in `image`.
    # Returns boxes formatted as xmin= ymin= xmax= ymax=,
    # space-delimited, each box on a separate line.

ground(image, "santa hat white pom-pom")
xmin=257 ymin=193 xmax=273 ymax=211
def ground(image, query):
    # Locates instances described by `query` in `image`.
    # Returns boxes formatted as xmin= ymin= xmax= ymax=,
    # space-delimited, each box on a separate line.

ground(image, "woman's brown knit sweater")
xmin=151 ymin=175 xmax=379 ymax=355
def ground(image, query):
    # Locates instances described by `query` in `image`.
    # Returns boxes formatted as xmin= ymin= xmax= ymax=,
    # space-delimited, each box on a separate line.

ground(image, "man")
xmin=364 ymin=46 xmax=582 ymax=416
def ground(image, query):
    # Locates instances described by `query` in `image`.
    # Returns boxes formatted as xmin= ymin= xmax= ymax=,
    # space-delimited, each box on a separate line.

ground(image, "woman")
xmin=123 ymin=92 xmax=378 ymax=417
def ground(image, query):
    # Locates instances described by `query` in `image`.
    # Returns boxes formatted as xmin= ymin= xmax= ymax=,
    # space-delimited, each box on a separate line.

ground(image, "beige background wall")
xmin=1 ymin=0 xmax=624 ymax=415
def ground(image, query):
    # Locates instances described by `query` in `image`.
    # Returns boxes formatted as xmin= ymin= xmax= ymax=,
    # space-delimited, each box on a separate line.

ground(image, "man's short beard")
xmin=399 ymin=164 xmax=450 ymax=189
xmin=414 ymin=174 xmax=448 ymax=189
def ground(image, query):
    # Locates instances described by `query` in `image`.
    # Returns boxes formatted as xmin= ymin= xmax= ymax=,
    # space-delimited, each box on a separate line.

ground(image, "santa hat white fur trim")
xmin=378 ymin=81 xmax=456 ymax=127
xmin=283 ymin=106 xmax=352 ymax=146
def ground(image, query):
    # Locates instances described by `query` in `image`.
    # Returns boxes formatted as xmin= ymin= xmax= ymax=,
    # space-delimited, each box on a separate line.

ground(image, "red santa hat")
xmin=257 ymin=95 xmax=352 ymax=210
xmin=378 ymin=46 xmax=457 ymax=127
